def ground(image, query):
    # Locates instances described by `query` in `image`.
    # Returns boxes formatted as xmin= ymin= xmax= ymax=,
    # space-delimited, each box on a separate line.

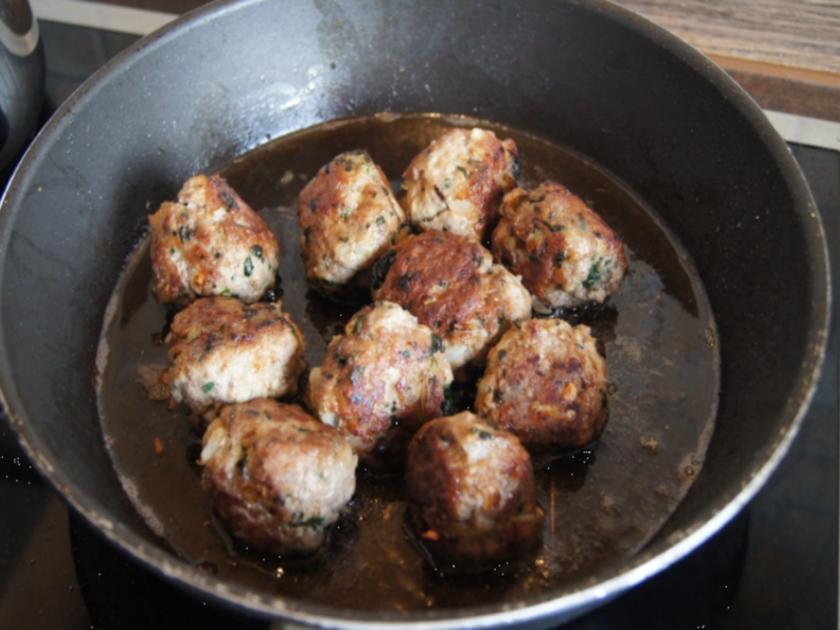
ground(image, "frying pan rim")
xmin=0 ymin=0 xmax=830 ymax=626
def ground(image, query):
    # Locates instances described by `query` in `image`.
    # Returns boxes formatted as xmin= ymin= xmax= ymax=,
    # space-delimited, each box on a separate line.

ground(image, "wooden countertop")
xmin=617 ymin=0 xmax=840 ymax=121
xmin=79 ymin=0 xmax=840 ymax=121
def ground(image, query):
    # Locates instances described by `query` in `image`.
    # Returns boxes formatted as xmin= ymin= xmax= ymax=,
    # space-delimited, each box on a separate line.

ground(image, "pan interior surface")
xmin=96 ymin=113 xmax=719 ymax=611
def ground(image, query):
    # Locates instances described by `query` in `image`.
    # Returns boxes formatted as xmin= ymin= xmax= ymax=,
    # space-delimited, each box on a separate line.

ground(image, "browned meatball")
xmin=306 ymin=301 xmax=453 ymax=463
xmin=491 ymin=182 xmax=627 ymax=311
xmin=405 ymin=412 xmax=543 ymax=567
xmin=401 ymin=128 xmax=519 ymax=240
xmin=373 ymin=231 xmax=531 ymax=369
xmin=149 ymin=174 xmax=280 ymax=304
xmin=199 ymin=399 xmax=357 ymax=555
xmin=475 ymin=318 xmax=609 ymax=453
xmin=298 ymin=150 xmax=407 ymax=293
xmin=166 ymin=298 xmax=305 ymax=413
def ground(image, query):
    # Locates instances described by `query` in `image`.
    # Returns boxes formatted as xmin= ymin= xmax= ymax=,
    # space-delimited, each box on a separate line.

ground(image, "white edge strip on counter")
xmin=29 ymin=1 xmax=840 ymax=153
xmin=764 ymin=110 xmax=840 ymax=152
xmin=30 ymin=0 xmax=175 ymax=36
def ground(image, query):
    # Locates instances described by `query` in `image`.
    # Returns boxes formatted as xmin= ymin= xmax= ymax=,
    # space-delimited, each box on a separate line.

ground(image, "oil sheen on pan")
xmin=96 ymin=114 xmax=720 ymax=610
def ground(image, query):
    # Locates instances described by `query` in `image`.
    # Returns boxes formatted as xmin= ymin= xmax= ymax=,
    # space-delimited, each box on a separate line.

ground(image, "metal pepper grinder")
xmin=0 ymin=0 xmax=44 ymax=171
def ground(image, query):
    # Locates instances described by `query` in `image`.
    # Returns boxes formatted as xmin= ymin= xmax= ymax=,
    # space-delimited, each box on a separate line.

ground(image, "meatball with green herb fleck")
xmin=165 ymin=297 xmax=305 ymax=414
xmin=200 ymin=399 xmax=357 ymax=555
xmin=405 ymin=412 xmax=543 ymax=568
xmin=149 ymin=174 xmax=280 ymax=304
xmin=491 ymin=181 xmax=626 ymax=312
xmin=306 ymin=301 xmax=454 ymax=463
xmin=476 ymin=318 xmax=609 ymax=453
xmin=298 ymin=150 xmax=408 ymax=294
xmin=401 ymin=127 xmax=519 ymax=240
xmin=374 ymin=231 xmax=531 ymax=370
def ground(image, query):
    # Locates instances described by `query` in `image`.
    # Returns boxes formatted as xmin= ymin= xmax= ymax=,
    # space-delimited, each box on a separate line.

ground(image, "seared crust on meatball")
xmin=298 ymin=150 xmax=407 ymax=292
xmin=491 ymin=182 xmax=626 ymax=311
xmin=401 ymin=128 xmax=519 ymax=241
xmin=149 ymin=174 xmax=280 ymax=304
xmin=374 ymin=231 xmax=531 ymax=369
xmin=200 ymin=399 xmax=357 ymax=555
xmin=405 ymin=412 xmax=543 ymax=567
xmin=166 ymin=297 xmax=305 ymax=413
xmin=475 ymin=318 xmax=608 ymax=453
xmin=306 ymin=301 xmax=453 ymax=462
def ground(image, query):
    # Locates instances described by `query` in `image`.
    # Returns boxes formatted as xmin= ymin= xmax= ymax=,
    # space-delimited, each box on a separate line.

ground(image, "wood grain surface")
xmin=616 ymin=1 xmax=840 ymax=119
xmin=617 ymin=0 xmax=840 ymax=74
xmin=710 ymin=54 xmax=840 ymax=120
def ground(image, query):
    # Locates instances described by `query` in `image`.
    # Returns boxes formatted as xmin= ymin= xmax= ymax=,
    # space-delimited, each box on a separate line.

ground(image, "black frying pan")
xmin=0 ymin=1 xmax=829 ymax=627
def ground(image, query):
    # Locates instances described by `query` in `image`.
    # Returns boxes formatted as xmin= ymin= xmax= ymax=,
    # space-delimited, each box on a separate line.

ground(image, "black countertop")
xmin=0 ymin=20 xmax=836 ymax=630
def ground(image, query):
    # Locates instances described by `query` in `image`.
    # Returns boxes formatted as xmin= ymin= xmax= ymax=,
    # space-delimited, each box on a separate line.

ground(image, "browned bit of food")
xmin=600 ymin=493 xmax=616 ymax=514
xmin=680 ymin=464 xmax=697 ymax=481
xmin=640 ymin=436 xmax=659 ymax=453
xmin=136 ymin=363 xmax=170 ymax=401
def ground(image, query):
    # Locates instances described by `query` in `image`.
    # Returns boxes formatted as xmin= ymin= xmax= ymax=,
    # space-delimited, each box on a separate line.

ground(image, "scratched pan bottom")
xmin=96 ymin=113 xmax=719 ymax=611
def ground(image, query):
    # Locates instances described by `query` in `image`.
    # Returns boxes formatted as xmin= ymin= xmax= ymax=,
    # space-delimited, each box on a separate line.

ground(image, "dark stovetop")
xmin=0 ymin=20 xmax=837 ymax=630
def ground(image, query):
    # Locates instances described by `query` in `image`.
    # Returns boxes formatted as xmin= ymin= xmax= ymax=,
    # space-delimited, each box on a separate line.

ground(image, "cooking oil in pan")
xmin=96 ymin=113 xmax=719 ymax=610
